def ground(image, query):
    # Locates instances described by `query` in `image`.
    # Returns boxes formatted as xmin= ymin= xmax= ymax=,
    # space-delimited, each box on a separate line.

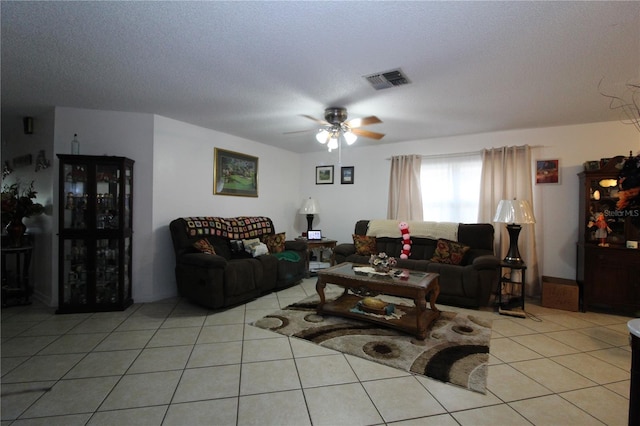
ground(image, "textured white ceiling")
xmin=2 ymin=1 xmax=639 ymax=153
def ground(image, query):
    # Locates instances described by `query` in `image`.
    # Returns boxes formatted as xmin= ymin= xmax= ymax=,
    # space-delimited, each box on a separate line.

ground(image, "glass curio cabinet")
xmin=57 ymin=155 xmax=134 ymax=313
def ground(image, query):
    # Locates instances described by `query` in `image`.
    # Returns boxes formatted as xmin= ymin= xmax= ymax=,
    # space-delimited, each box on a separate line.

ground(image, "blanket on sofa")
xmin=273 ymin=251 xmax=302 ymax=262
xmin=183 ymin=216 xmax=274 ymax=240
xmin=366 ymin=219 xmax=458 ymax=241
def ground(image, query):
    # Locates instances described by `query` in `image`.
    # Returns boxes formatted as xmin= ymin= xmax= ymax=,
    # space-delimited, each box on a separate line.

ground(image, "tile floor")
xmin=1 ymin=278 xmax=635 ymax=425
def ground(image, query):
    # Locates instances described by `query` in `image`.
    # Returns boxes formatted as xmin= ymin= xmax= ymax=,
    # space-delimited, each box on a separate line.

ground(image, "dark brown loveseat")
xmin=169 ymin=216 xmax=307 ymax=309
xmin=333 ymin=220 xmax=500 ymax=308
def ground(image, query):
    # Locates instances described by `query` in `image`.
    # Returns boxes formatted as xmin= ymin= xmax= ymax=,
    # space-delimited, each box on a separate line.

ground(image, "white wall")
xmin=150 ymin=115 xmax=303 ymax=302
xmin=1 ymin=110 xmax=55 ymax=303
xmin=299 ymin=121 xmax=640 ymax=285
xmin=6 ymin=107 xmax=303 ymax=305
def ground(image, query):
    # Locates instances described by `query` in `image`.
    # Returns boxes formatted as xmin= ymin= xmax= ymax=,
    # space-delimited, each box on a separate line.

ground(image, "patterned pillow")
xmin=193 ymin=238 xmax=216 ymax=255
xmin=242 ymin=238 xmax=262 ymax=253
xmin=353 ymin=234 xmax=377 ymax=256
xmin=262 ymin=232 xmax=286 ymax=253
xmin=430 ymin=239 xmax=470 ymax=265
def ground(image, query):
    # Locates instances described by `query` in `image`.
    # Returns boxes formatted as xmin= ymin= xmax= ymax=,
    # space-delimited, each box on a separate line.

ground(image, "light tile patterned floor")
xmin=1 ymin=278 xmax=634 ymax=425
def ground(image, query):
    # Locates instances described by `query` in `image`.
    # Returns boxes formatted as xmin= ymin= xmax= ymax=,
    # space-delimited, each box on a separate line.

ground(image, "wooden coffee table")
xmin=316 ymin=262 xmax=440 ymax=340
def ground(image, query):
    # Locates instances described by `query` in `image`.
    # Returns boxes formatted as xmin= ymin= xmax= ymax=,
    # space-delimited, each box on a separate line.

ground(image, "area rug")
xmin=251 ymin=292 xmax=492 ymax=394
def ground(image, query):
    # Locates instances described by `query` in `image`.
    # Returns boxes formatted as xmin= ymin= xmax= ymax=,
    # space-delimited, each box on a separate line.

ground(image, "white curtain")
xmin=387 ymin=155 xmax=424 ymax=221
xmin=478 ymin=145 xmax=539 ymax=295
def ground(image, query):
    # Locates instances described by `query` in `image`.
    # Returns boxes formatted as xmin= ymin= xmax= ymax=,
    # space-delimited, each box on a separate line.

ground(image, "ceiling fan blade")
xmin=283 ymin=128 xmax=316 ymax=135
xmin=346 ymin=115 xmax=382 ymax=128
xmin=301 ymin=114 xmax=329 ymax=125
xmin=352 ymin=128 xmax=385 ymax=140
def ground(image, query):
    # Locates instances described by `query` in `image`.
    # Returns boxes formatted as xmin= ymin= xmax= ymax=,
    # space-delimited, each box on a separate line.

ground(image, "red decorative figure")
xmin=399 ymin=221 xmax=412 ymax=259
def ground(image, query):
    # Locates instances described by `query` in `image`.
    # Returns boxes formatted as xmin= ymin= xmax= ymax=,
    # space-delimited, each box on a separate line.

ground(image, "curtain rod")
xmin=386 ymin=150 xmax=481 ymax=161
xmin=385 ymin=145 xmax=536 ymax=161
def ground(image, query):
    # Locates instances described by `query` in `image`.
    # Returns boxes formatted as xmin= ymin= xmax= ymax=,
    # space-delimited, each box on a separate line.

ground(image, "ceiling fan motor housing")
xmin=324 ymin=107 xmax=348 ymax=124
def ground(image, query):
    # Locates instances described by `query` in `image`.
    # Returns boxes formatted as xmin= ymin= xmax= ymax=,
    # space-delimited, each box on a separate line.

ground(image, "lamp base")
xmin=503 ymin=224 xmax=525 ymax=265
xmin=306 ymin=214 xmax=314 ymax=231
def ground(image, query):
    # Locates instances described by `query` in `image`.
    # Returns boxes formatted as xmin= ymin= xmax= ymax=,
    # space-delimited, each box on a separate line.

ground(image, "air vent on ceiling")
xmin=364 ymin=68 xmax=411 ymax=90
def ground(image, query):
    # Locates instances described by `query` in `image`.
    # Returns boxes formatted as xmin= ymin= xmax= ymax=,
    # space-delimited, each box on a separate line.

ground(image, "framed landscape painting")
xmin=316 ymin=165 xmax=334 ymax=184
xmin=214 ymin=148 xmax=258 ymax=197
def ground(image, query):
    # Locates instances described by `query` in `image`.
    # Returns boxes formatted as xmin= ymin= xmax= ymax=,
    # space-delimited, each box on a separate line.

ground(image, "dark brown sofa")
xmin=333 ymin=220 xmax=500 ymax=308
xmin=169 ymin=216 xmax=307 ymax=309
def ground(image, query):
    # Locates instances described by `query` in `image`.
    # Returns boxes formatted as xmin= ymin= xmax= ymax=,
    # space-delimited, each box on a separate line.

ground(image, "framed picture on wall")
xmin=341 ymin=166 xmax=354 ymax=184
xmin=536 ymin=159 xmax=560 ymax=184
xmin=316 ymin=165 xmax=334 ymax=184
xmin=213 ymin=148 xmax=258 ymax=197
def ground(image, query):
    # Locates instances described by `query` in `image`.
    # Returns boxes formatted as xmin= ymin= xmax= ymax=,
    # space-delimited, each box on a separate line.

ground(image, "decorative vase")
xmin=5 ymin=216 xmax=26 ymax=247
xmin=373 ymin=264 xmax=390 ymax=273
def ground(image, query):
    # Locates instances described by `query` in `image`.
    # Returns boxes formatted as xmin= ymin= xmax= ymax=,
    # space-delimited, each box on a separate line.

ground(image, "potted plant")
xmin=1 ymin=181 xmax=44 ymax=246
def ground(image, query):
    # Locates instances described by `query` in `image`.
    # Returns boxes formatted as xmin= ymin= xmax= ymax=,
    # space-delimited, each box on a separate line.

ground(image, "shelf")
xmin=319 ymin=293 xmax=439 ymax=339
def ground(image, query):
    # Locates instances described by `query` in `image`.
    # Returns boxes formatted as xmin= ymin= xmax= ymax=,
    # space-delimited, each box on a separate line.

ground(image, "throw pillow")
xmin=243 ymin=238 xmax=262 ymax=253
xmin=353 ymin=234 xmax=377 ymax=256
xmin=193 ymin=238 xmax=216 ymax=255
xmin=251 ymin=242 xmax=269 ymax=257
xmin=262 ymin=232 xmax=286 ymax=253
xmin=230 ymin=239 xmax=244 ymax=254
xmin=430 ymin=239 xmax=470 ymax=265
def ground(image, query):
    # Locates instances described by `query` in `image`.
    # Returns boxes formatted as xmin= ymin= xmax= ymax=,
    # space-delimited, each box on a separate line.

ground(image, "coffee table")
xmin=316 ymin=262 xmax=440 ymax=340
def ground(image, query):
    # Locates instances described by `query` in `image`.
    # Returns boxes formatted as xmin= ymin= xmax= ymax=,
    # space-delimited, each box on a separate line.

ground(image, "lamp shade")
xmin=316 ymin=129 xmax=329 ymax=144
xmin=343 ymin=131 xmax=357 ymax=145
xmin=299 ymin=197 xmax=319 ymax=215
xmin=493 ymin=199 xmax=536 ymax=224
xmin=327 ymin=137 xmax=339 ymax=151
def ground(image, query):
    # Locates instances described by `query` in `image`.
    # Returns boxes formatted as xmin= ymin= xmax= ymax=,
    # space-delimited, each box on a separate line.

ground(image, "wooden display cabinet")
xmin=577 ymin=155 xmax=640 ymax=314
xmin=57 ymin=155 xmax=134 ymax=313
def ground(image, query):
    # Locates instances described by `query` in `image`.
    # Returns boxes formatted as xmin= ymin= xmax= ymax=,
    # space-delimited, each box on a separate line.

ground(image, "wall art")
xmin=316 ymin=165 xmax=334 ymax=185
xmin=341 ymin=166 xmax=354 ymax=184
xmin=214 ymin=148 xmax=258 ymax=197
xmin=536 ymin=159 xmax=559 ymax=184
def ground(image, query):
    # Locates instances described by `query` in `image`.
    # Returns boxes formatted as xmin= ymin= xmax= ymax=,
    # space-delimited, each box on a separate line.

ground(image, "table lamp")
xmin=299 ymin=197 xmax=319 ymax=231
xmin=493 ymin=199 xmax=536 ymax=265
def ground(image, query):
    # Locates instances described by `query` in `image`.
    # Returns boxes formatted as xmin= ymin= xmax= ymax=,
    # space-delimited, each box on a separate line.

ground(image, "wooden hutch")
xmin=577 ymin=155 xmax=640 ymax=315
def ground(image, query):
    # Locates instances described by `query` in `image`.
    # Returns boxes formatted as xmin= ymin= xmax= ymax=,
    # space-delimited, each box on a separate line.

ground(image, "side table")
xmin=2 ymin=245 xmax=33 ymax=307
xmin=498 ymin=261 xmax=526 ymax=317
xmin=296 ymin=238 xmax=337 ymax=277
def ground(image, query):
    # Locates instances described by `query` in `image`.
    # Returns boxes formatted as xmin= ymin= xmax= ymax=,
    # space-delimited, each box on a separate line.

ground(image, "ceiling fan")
xmin=286 ymin=107 xmax=384 ymax=152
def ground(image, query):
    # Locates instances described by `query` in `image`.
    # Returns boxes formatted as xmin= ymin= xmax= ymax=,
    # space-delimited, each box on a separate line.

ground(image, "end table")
xmin=498 ymin=261 xmax=526 ymax=317
xmin=2 ymin=245 xmax=33 ymax=307
xmin=296 ymin=237 xmax=337 ymax=277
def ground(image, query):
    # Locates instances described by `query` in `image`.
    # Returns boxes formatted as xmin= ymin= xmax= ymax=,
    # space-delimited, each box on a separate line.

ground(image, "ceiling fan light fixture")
xmin=343 ymin=131 xmax=357 ymax=145
xmin=298 ymin=107 xmax=383 ymax=152
xmin=315 ymin=129 xmax=329 ymax=144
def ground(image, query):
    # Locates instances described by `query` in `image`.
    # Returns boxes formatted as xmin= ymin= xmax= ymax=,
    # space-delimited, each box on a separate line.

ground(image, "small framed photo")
xmin=584 ymin=161 xmax=600 ymax=171
xmin=214 ymin=148 xmax=258 ymax=197
xmin=536 ymin=159 xmax=559 ymax=184
xmin=600 ymin=158 xmax=612 ymax=168
xmin=316 ymin=165 xmax=334 ymax=184
xmin=341 ymin=166 xmax=354 ymax=184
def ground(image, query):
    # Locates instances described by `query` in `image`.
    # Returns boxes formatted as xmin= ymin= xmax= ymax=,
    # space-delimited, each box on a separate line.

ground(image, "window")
xmin=420 ymin=153 xmax=482 ymax=222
